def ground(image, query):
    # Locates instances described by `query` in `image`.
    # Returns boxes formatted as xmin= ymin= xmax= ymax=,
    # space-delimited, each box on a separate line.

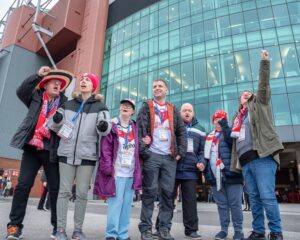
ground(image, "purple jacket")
xmin=93 ymin=120 xmax=142 ymax=197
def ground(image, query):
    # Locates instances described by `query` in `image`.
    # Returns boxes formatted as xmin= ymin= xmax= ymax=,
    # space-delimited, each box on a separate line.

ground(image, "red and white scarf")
xmin=231 ymin=107 xmax=248 ymax=139
xmin=28 ymin=93 xmax=59 ymax=150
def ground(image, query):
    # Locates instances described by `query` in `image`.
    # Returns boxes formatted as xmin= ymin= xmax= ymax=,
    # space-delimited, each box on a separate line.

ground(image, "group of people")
xmin=4 ymin=50 xmax=283 ymax=240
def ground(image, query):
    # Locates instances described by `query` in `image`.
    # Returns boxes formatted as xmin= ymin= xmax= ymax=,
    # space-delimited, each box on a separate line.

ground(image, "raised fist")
xmin=38 ymin=66 xmax=51 ymax=77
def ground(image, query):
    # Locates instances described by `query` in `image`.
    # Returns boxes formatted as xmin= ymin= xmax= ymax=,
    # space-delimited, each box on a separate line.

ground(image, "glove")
xmin=53 ymin=112 xmax=63 ymax=123
xmin=218 ymin=118 xmax=228 ymax=127
xmin=97 ymin=120 xmax=108 ymax=132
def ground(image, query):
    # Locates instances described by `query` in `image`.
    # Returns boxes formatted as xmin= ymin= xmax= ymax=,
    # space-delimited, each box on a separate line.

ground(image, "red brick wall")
xmin=0 ymin=157 xmax=43 ymax=198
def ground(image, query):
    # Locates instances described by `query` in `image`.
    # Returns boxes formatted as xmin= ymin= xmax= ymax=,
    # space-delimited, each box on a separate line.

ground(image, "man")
xmin=172 ymin=103 xmax=206 ymax=239
xmin=230 ymin=50 xmax=284 ymax=240
xmin=137 ymin=79 xmax=187 ymax=240
xmin=5 ymin=66 xmax=73 ymax=240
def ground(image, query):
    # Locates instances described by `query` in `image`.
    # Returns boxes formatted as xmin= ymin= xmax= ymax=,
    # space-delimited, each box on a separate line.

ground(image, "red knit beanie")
xmin=212 ymin=110 xmax=228 ymax=123
xmin=82 ymin=73 xmax=99 ymax=93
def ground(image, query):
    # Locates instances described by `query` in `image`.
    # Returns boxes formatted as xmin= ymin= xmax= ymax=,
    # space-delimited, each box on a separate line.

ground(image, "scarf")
xmin=28 ymin=92 xmax=59 ymax=150
xmin=231 ymin=107 xmax=248 ymax=139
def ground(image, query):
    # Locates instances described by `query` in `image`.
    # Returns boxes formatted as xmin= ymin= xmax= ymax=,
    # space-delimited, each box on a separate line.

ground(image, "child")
xmin=94 ymin=99 xmax=142 ymax=240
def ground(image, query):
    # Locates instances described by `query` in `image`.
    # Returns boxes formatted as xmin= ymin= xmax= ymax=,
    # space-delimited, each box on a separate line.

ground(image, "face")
xmin=180 ymin=104 xmax=194 ymax=123
xmin=213 ymin=118 xmax=221 ymax=130
xmin=153 ymin=80 xmax=168 ymax=100
xmin=119 ymin=103 xmax=135 ymax=117
xmin=44 ymin=79 xmax=62 ymax=97
xmin=80 ymin=76 xmax=93 ymax=94
xmin=240 ymin=91 xmax=253 ymax=106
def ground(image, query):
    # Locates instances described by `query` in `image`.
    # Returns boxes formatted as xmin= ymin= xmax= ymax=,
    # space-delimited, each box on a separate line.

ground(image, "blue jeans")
xmin=212 ymin=183 xmax=243 ymax=233
xmin=106 ymin=177 xmax=134 ymax=239
xmin=242 ymin=156 xmax=282 ymax=234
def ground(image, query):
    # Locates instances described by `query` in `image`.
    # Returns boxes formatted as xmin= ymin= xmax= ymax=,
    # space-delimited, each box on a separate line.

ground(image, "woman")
xmin=94 ymin=99 xmax=142 ymax=240
xmin=200 ymin=110 xmax=244 ymax=240
xmin=48 ymin=73 xmax=111 ymax=240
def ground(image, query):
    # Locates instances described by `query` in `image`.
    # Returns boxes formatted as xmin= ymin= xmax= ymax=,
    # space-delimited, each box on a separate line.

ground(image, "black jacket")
xmin=10 ymin=74 xmax=67 ymax=162
xmin=137 ymin=100 xmax=187 ymax=160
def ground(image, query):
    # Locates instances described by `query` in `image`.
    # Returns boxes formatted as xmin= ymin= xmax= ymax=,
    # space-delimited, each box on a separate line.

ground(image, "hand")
xmin=38 ymin=66 xmax=51 ymax=77
xmin=175 ymin=155 xmax=181 ymax=161
xmin=142 ymin=135 xmax=151 ymax=145
xmin=197 ymin=163 xmax=205 ymax=171
xmin=53 ymin=112 xmax=63 ymax=123
xmin=261 ymin=50 xmax=269 ymax=60
xmin=97 ymin=120 xmax=108 ymax=132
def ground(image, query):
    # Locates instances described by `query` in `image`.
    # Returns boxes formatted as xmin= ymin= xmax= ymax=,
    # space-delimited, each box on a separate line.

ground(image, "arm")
xmin=219 ymin=118 xmax=233 ymax=145
xmin=175 ymin=106 xmax=187 ymax=159
xmin=100 ymin=132 xmax=114 ymax=176
xmin=96 ymin=110 xmax=112 ymax=136
xmin=137 ymin=102 xmax=151 ymax=156
xmin=257 ymin=50 xmax=271 ymax=104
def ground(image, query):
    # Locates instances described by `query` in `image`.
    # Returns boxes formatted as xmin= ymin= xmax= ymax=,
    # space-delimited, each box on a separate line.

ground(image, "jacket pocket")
xmin=80 ymin=136 xmax=99 ymax=159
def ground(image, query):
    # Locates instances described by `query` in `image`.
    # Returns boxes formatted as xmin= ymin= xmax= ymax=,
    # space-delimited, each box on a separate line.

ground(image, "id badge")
xmin=237 ymin=124 xmax=246 ymax=142
xmin=121 ymin=151 xmax=132 ymax=168
xmin=158 ymin=126 xmax=168 ymax=141
xmin=58 ymin=121 xmax=74 ymax=140
xmin=187 ymin=138 xmax=194 ymax=152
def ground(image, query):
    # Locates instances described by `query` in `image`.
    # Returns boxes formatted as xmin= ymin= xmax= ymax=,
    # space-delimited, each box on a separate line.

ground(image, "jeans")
xmin=56 ymin=163 xmax=94 ymax=230
xmin=8 ymin=145 xmax=59 ymax=230
xmin=242 ymin=156 xmax=282 ymax=234
xmin=106 ymin=177 xmax=134 ymax=239
xmin=212 ymin=183 xmax=243 ymax=233
xmin=139 ymin=152 xmax=177 ymax=232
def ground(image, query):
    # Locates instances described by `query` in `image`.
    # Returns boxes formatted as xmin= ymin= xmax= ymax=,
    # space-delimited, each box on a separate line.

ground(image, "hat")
xmin=81 ymin=73 xmax=99 ymax=93
xmin=120 ymin=99 xmax=135 ymax=110
xmin=212 ymin=110 xmax=228 ymax=123
xmin=37 ymin=69 xmax=73 ymax=91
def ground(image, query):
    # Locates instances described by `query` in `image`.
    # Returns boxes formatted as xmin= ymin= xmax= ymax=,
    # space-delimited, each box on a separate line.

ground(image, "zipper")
xmin=73 ymin=105 xmax=84 ymax=165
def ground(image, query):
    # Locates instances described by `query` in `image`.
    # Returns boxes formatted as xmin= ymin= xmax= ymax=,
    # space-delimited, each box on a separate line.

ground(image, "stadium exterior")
xmin=0 ymin=0 xmax=300 ymax=199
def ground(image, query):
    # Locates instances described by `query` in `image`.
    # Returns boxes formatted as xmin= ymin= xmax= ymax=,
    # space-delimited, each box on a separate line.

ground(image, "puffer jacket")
xmin=93 ymin=120 xmax=142 ymax=198
xmin=47 ymin=93 xmax=111 ymax=165
xmin=137 ymin=99 xmax=187 ymax=160
xmin=176 ymin=117 xmax=206 ymax=179
xmin=201 ymin=119 xmax=243 ymax=185
xmin=10 ymin=74 xmax=67 ymax=162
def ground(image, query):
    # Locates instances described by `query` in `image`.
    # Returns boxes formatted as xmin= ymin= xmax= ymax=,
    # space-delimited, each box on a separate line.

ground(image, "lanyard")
xmin=153 ymin=100 xmax=167 ymax=124
xmin=72 ymin=101 xmax=84 ymax=123
xmin=118 ymin=118 xmax=131 ymax=147
xmin=46 ymin=97 xmax=60 ymax=117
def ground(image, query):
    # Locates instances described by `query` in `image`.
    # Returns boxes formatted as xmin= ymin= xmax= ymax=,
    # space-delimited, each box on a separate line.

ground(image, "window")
xmin=194 ymin=58 xmax=208 ymax=89
xmin=181 ymin=61 xmax=194 ymax=91
xmin=220 ymin=53 xmax=236 ymax=85
xmin=138 ymin=73 xmax=148 ymax=101
xmin=288 ymin=93 xmax=300 ymax=124
xmin=169 ymin=64 xmax=182 ymax=94
xmin=207 ymin=56 xmax=221 ymax=87
xmin=234 ymin=51 xmax=252 ymax=82
xmin=258 ymin=7 xmax=275 ymax=29
xmin=280 ymin=44 xmax=300 ymax=77
xmin=169 ymin=3 xmax=179 ymax=22
xmin=230 ymin=13 xmax=245 ymax=35
xmin=179 ymin=0 xmax=191 ymax=18
xmin=243 ymin=10 xmax=260 ymax=32
xmin=204 ymin=19 xmax=217 ymax=40
xmin=288 ymin=2 xmax=300 ymax=24
xmin=217 ymin=16 xmax=231 ymax=37
xmin=180 ymin=25 xmax=192 ymax=47
xmin=192 ymin=22 xmax=205 ymax=44
xmin=271 ymin=94 xmax=292 ymax=126
xmin=272 ymin=4 xmax=290 ymax=27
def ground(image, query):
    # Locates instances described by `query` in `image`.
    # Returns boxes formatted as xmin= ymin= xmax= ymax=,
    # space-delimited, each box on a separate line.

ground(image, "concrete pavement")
xmin=0 ymin=197 xmax=300 ymax=240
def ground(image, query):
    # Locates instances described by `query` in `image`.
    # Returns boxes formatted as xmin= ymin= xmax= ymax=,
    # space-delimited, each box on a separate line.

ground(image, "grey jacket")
xmin=48 ymin=94 xmax=111 ymax=165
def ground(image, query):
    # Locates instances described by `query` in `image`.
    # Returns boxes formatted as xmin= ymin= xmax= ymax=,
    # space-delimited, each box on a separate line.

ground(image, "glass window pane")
xmin=270 ymin=78 xmax=287 ymax=94
xmin=280 ymin=44 xmax=300 ymax=77
xmin=258 ymin=7 xmax=275 ymax=29
xmin=169 ymin=3 xmax=179 ymax=22
xmin=159 ymin=33 xmax=169 ymax=53
xmin=170 ymin=93 xmax=182 ymax=109
xmin=181 ymin=46 xmax=193 ymax=62
xmin=169 ymin=49 xmax=180 ymax=65
xmin=220 ymin=53 xmax=236 ymax=85
xmin=130 ymin=44 xmax=139 ymax=63
xmin=273 ymin=4 xmax=290 ymax=27
xmin=180 ymin=25 xmax=192 ymax=47
xmin=206 ymin=40 xmax=219 ymax=56
xmin=181 ymin=61 xmax=194 ymax=91
xmin=288 ymin=93 xmax=300 ymax=124
xmin=219 ymin=37 xmax=233 ymax=54
xmin=191 ymin=0 xmax=202 ymax=15
xmin=149 ymin=37 xmax=158 ymax=56
xmin=217 ymin=16 xmax=231 ymax=37
xmin=288 ymin=2 xmax=300 ymax=24
xmin=209 ymin=87 xmax=223 ymax=102
xmin=195 ymin=89 xmax=208 ymax=104
xmin=224 ymin=99 xmax=238 ymax=126
xmin=159 ymin=7 xmax=168 ymax=26
xmin=194 ymin=58 xmax=208 ymax=89
xmin=271 ymin=94 xmax=292 ymax=126
xmin=105 ymin=84 xmax=113 ymax=109
xmin=238 ymin=82 xmax=254 ymax=93
xmin=182 ymin=91 xmax=195 ymax=105
xmin=244 ymin=10 xmax=259 ymax=32
xmin=207 ymin=56 xmax=221 ymax=87
xmin=149 ymin=11 xmax=159 ymax=30
xmin=113 ymin=82 xmax=121 ymax=109
xmin=179 ymin=0 xmax=191 ymax=19
xmin=193 ymin=43 xmax=206 ymax=59
xmin=204 ymin=19 xmax=217 ymax=40
xmin=234 ymin=51 xmax=252 ymax=82
xmin=261 ymin=28 xmax=278 ymax=46
xmin=223 ymin=84 xmax=238 ymax=100
xmin=169 ymin=30 xmax=180 ymax=50
xmin=286 ymin=76 xmax=300 ymax=93
xmin=230 ymin=13 xmax=245 ymax=35
xmin=232 ymin=34 xmax=247 ymax=51
xmin=277 ymin=26 xmax=294 ymax=44
xmin=138 ymin=74 xmax=148 ymax=101
xmin=195 ymin=103 xmax=210 ymax=131
xmin=140 ymin=15 xmax=149 ymax=33
xmin=192 ymin=22 xmax=205 ymax=44
xmin=247 ymin=31 xmax=262 ymax=49
xmin=169 ymin=64 xmax=181 ymax=94
xmin=140 ymin=40 xmax=149 ymax=59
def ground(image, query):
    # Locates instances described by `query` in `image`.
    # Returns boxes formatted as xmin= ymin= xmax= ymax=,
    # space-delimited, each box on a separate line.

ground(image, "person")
xmin=48 ymin=73 xmax=111 ymax=240
xmin=243 ymin=185 xmax=251 ymax=211
xmin=69 ymin=183 xmax=76 ymax=202
xmin=207 ymin=188 xmax=214 ymax=203
xmin=5 ymin=67 xmax=73 ymax=240
xmin=37 ymin=171 xmax=50 ymax=210
xmin=171 ymin=103 xmax=206 ymax=239
xmin=137 ymin=79 xmax=187 ymax=240
xmin=94 ymin=99 xmax=142 ymax=240
xmin=199 ymin=110 xmax=244 ymax=240
xmin=3 ymin=179 xmax=12 ymax=197
xmin=230 ymin=50 xmax=284 ymax=240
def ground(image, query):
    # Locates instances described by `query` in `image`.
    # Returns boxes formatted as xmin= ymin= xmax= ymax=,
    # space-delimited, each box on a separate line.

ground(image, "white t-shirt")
xmin=115 ymin=124 xmax=135 ymax=177
xmin=149 ymin=102 xmax=171 ymax=155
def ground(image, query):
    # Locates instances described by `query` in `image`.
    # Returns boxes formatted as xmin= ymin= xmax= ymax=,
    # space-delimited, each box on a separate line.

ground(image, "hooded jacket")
xmin=47 ymin=93 xmax=111 ymax=165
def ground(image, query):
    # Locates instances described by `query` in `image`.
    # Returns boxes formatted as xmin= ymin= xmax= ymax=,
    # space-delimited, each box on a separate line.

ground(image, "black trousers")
xmin=38 ymin=186 xmax=50 ymax=210
xmin=8 ymin=145 xmax=59 ymax=230
xmin=173 ymin=179 xmax=199 ymax=235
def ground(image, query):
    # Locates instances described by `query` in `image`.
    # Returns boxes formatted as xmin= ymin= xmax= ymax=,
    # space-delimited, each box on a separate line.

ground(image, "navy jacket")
xmin=201 ymin=119 xmax=243 ymax=185
xmin=176 ymin=117 xmax=206 ymax=180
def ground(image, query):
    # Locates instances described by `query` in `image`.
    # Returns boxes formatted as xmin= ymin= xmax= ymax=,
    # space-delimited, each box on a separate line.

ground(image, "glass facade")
xmin=101 ymin=0 xmax=300 ymax=131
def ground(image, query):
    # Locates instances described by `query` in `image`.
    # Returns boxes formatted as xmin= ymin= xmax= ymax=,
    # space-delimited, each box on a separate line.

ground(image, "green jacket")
xmin=230 ymin=60 xmax=284 ymax=173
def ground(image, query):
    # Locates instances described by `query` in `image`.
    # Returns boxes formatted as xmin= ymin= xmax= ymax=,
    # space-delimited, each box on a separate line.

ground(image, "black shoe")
xmin=141 ymin=230 xmax=153 ymax=240
xmin=6 ymin=225 xmax=23 ymax=240
xmin=246 ymin=231 xmax=266 ymax=240
xmin=268 ymin=232 xmax=283 ymax=240
xmin=185 ymin=232 xmax=202 ymax=239
xmin=159 ymin=228 xmax=174 ymax=240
